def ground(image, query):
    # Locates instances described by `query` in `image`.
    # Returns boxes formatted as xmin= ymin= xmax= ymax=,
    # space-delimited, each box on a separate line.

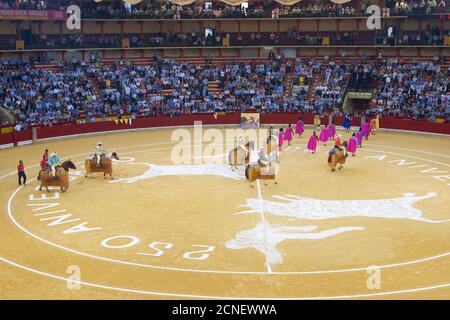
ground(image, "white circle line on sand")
xmin=366 ymin=143 xmax=450 ymax=159
xmin=0 ymin=255 xmax=449 ymax=299
xmin=2 ymin=134 xmax=450 ymax=298
xmin=6 ymin=146 xmax=450 ymax=275
xmin=361 ymin=148 xmax=450 ymax=167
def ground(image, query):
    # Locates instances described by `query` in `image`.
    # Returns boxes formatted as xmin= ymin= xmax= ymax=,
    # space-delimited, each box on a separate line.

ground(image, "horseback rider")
xmin=328 ymin=135 xmax=346 ymax=162
xmin=47 ymin=152 xmax=61 ymax=177
xmin=94 ymin=142 xmax=106 ymax=167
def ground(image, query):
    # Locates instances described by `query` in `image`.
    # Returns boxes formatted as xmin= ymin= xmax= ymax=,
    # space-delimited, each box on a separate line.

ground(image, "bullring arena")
xmin=0 ymin=0 xmax=449 ymax=303
xmin=0 ymin=116 xmax=449 ymax=299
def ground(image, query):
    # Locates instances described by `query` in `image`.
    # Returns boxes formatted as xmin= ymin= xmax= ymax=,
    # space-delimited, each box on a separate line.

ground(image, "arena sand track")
xmin=0 ymin=126 xmax=449 ymax=299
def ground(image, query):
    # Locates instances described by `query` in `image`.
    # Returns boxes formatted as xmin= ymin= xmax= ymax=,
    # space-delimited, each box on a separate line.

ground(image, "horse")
xmin=245 ymin=151 xmax=280 ymax=187
xmin=328 ymin=142 xmax=348 ymax=172
xmin=85 ymin=152 xmax=119 ymax=179
xmin=37 ymin=160 xmax=77 ymax=192
xmin=228 ymin=141 xmax=253 ymax=171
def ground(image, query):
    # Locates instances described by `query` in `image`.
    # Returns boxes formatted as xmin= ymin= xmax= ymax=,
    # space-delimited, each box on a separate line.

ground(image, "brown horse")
xmin=85 ymin=152 xmax=119 ymax=179
xmin=328 ymin=142 xmax=348 ymax=172
xmin=228 ymin=141 xmax=253 ymax=171
xmin=245 ymin=151 xmax=280 ymax=187
xmin=38 ymin=160 xmax=77 ymax=192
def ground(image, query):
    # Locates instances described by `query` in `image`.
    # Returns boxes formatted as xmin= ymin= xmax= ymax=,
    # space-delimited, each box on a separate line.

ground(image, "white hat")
xmin=50 ymin=152 xmax=57 ymax=157
xmin=97 ymin=142 xmax=103 ymax=146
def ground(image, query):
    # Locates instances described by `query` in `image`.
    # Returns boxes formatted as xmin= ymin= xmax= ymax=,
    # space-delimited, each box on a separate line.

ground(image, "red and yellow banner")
xmin=0 ymin=9 xmax=67 ymax=21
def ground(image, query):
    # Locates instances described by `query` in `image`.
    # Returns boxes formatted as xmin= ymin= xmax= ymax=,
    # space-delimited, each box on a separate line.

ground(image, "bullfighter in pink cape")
xmin=284 ymin=124 xmax=294 ymax=146
xmin=307 ymin=131 xmax=319 ymax=153
xmin=362 ymin=121 xmax=370 ymax=140
xmin=319 ymin=124 xmax=329 ymax=146
xmin=295 ymin=117 xmax=304 ymax=138
xmin=328 ymin=121 xmax=336 ymax=141
xmin=278 ymin=128 xmax=285 ymax=151
xmin=347 ymin=132 xmax=358 ymax=156
xmin=356 ymin=128 xmax=363 ymax=147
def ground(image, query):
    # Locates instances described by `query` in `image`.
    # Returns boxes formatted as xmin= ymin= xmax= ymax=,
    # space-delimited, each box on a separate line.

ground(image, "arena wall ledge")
xmin=1 ymin=113 xmax=449 ymax=148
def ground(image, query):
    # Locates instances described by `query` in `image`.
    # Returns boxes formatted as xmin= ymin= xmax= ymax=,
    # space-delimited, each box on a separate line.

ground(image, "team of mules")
xmin=38 ymin=160 xmax=77 ymax=192
xmin=328 ymin=142 xmax=348 ymax=172
xmin=85 ymin=152 xmax=120 ymax=179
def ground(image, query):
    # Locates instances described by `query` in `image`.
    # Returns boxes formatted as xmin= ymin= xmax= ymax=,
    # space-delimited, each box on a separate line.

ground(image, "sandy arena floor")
xmin=0 ymin=125 xmax=449 ymax=299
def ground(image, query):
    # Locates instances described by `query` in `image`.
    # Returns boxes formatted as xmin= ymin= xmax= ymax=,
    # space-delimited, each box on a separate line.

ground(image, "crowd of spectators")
xmin=370 ymin=57 xmax=449 ymax=120
xmin=5 ymin=26 xmax=445 ymax=51
xmin=0 ymin=0 xmax=48 ymax=10
xmin=91 ymin=54 xmax=287 ymax=115
xmin=0 ymin=54 xmax=448 ymax=128
xmin=310 ymin=60 xmax=350 ymax=113
xmin=1 ymin=1 xmax=447 ymax=50
xmin=389 ymin=0 xmax=448 ymax=15
xmin=0 ymin=58 xmax=93 ymax=127
xmin=396 ymin=26 xmax=447 ymax=45
xmin=1 ymin=0 xmax=447 ymax=18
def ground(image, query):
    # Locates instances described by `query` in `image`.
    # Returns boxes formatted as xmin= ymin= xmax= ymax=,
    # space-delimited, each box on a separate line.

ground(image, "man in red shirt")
xmin=17 ymin=160 xmax=26 ymax=186
xmin=40 ymin=156 xmax=48 ymax=171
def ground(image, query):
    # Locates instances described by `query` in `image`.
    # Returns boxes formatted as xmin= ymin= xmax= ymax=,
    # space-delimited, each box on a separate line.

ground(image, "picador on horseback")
xmin=46 ymin=152 xmax=61 ymax=177
xmin=85 ymin=142 xmax=119 ymax=179
xmin=328 ymin=135 xmax=347 ymax=163
xmin=94 ymin=142 xmax=106 ymax=167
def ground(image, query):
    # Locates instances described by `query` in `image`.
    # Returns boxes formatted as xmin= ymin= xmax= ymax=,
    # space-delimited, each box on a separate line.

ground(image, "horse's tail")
xmin=245 ymin=165 xmax=250 ymax=180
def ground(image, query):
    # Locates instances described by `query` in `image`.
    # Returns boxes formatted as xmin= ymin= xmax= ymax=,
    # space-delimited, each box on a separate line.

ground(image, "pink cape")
xmin=278 ymin=132 xmax=284 ymax=147
xmin=347 ymin=137 xmax=357 ymax=153
xmin=362 ymin=123 xmax=370 ymax=139
xmin=284 ymin=128 xmax=293 ymax=141
xmin=356 ymin=131 xmax=363 ymax=146
xmin=328 ymin=124 xmax=335 ymax=138
xmin=307 ymin=135 xmax=318 ymax=151
xmin=319 ymin=127 xmax=329 ymax=142
xmin=295 ymin=121 xmax=304 ymax=134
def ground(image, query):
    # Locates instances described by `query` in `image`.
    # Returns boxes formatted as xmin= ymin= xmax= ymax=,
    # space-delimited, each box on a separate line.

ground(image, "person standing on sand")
xmin=17 ymin=160 xmax=26 ymax=186
xmin=307 ymin=131 xmax=319 ymax=153
xmin=284 ymin=124 xmax=294 ymax=146
xmin=295 ymin=117 xmax=304 ymax=138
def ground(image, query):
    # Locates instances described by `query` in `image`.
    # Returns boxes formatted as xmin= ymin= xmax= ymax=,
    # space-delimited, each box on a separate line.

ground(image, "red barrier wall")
xmin=1 ymin=114 xmax=448 ymax=147
xmin=379 ymin=118 xmax=450 ymax=135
